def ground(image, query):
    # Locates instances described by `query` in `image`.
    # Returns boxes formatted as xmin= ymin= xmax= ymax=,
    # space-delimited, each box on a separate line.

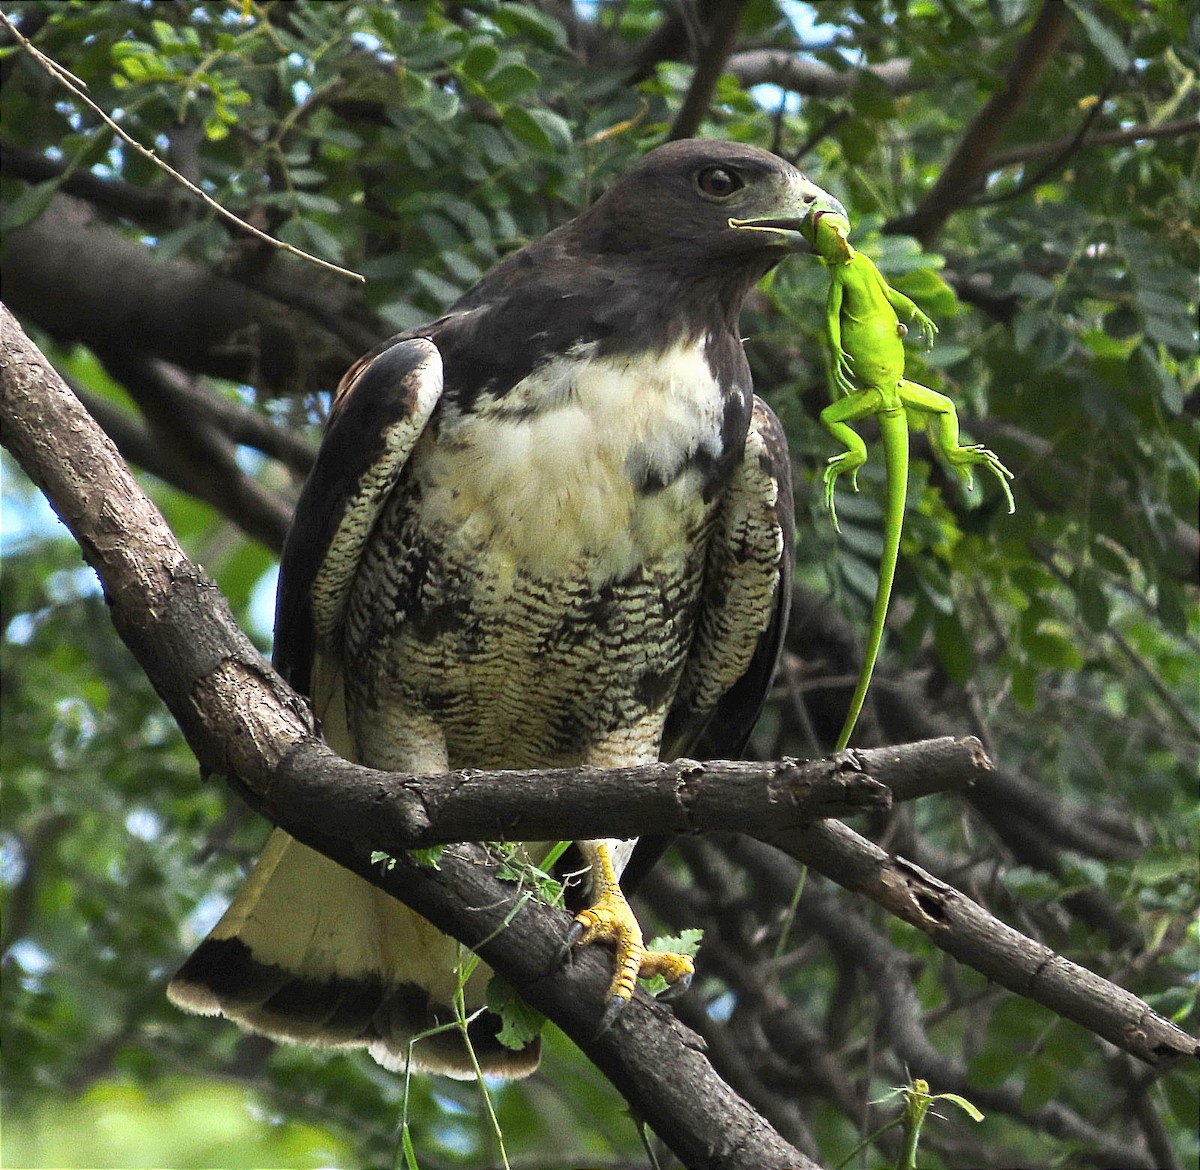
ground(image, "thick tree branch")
xmin=0 ymin=8 xmax=363 ymax=284
xmin=886 ymin=0 xmax=1072 ymax=244
xmin=668 ymin=0 xmax=748 ymax=141
xmin=1 ymin=193 xmax=361 ymax=394
xmin=115 ymin=357 xmax=317 ymax=479
xmin=728 ymin=50 xmax=921 ymax=97
xmin=986 ymin=115 xmax=1200 ymax=170
xmin=74 ymin=380 xmax=296 ymax=552
xmin=0 ymin=140 xmax=184 ymax=228
xmin=730 ymin=839 xmax=1165 ymax=1168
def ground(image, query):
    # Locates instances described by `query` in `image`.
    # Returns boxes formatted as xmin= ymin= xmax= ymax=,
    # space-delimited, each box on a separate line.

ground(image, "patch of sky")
xmin=1 ymin=834 xmax=27 ymax=887
xmin=181 ymin=891 xmax=233 ymax=945
xmin=706 ymin=988 xmax=736 ymax=1022
xmin=431 ymin=1087 xmax=474 ymax=1117
xmin=9 ymin=939 xmax=54 ymax=978
xmin=5 ymin=613 xmax=39 ymax=645
xmin=140 ymin=708 xmax=180 ymax=748
xmin=1 ymin=461 xmax=66 ymax=549
xmin=780 ymin=0 xmax=844 ymax=48
xmin=50 ymin=696 xmax=99 ymax=766
xmin=752 ymin=85 xmax=802 ymax=116
xmin=350 ymin=31 xmax=384 ymax=54
xmin=234 ymin=445 xmax=266 ymax=477
xmin=46 ymin=566 xmax=102 ymax=604
xmin=248 ymin=561 xmax=280 ymax=646
xmin=125 ymin=807 xmax=164 ymax=843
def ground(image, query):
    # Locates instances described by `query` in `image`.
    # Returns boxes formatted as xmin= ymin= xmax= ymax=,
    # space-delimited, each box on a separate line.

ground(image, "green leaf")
xmin=1023 ymin=628 xmax=1084 ymax=672
xmin=1009 ymin=272 xmax=1056 ymax=300
xmin=493 ymin=2 xmax=567 ymax=48
xmin=461 ymin=42 xmax=500 ymax=80
xmin=639 ymin=928 xmax=703 ymax=996
xmin=648 ymin=928 xmax=704 ymax=958
xmin=1011 ymin=659 xmax=1039 ymax=710
xmin=889 ymin=267 xmax=958 ymax=317
xmin=933 ymin=611 xmax=974 ymax=683
xmin=0 ymin=179 xmax=60 ymax=232
xmin=486 ymin=62 xmax=540 ymax=103
xmin=1012 ymin=308 xmax=1041 ymax=354
xmin=1064 ymin=0 xmax=1132 ymax=70
xmin=502 ymin=104 xmax=554 ymax=153
xmin=1003 ymin=865 xmax=1062 ymax=900
xmin=1077 ymin=578 xmax=1110 ymax=632
xmin=933 ymin=1092 xmax=985 ymax=1123
xmin=485 ymin=975 xmax=547 ymax=1049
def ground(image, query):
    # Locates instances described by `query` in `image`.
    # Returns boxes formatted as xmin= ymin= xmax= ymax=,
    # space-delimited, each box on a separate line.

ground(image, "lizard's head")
xmin=807 ymin=208 xmax=853 ymax=263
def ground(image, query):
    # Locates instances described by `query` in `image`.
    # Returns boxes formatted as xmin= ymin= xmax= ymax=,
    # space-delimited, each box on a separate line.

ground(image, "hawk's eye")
xmin=697 ymin=166 xmax=744 ymax=199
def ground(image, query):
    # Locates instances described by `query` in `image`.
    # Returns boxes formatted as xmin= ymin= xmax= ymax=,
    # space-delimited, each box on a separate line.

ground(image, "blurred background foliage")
xmin=1 ymin=0 xmax=1197 ymax=1166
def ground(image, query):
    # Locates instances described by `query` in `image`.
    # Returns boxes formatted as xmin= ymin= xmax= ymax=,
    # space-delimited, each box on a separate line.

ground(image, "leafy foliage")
xmin=2 ymin=1 xmax=1197 ymax=1167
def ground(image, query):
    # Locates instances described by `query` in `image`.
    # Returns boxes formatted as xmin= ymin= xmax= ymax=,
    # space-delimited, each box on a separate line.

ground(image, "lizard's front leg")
xmin=819 ymin=388 xmax=886 ymax=532
xmin=897 ymin=380 xmax=1015 ymax=512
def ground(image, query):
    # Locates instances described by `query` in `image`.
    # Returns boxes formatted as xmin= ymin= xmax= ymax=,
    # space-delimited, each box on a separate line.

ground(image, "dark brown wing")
xmin=661 ymin=395 xmax=795 ymax=761
xmin=273 ymin=337 xmax=442 ymax=698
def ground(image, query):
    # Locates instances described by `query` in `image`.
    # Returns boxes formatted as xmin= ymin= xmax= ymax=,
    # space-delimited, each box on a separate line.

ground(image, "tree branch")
xmin=730 ymin=838 xmax=1166 ymax=1168
xmin=1 ymin=192 xmax=362 ymax=394
xmin=728 ymin=49 xmax=920 ymax=97
xmin=767 ymin=818 xmax=1197 ymax=1066
xmin=6 ymin=296 xmax=1196 ymax=1106
xmin=886 ymin=0 xmax=1072 ymax=244
xmin=0 ymin=8 xmax=363 ymax=284
xmin=668 ymin=0 xmax=748 ymax=141
xmin=0 ymin=140 xmax=183 ymax=228
xmin=986 ymin=115 xmax=1200 ymax=170
xmin=73 ymin=379 xmax=296 ymax=552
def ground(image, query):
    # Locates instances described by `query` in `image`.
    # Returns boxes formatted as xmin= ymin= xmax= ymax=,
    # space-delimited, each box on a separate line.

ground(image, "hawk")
xmin=169 ymin=139 xmax=843 ymax=1076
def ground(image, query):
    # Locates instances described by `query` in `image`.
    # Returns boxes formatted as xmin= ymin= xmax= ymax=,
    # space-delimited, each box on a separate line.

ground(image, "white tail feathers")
xmin=168 ymin=829 xmax=539 ymax=1078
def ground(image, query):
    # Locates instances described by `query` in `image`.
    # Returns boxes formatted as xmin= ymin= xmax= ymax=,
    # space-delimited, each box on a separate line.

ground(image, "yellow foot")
xmin=559 ymin=885 xmax=694 ymax=1032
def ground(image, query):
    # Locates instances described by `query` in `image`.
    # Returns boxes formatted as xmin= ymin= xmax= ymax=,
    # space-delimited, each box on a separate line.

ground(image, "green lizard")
xmin=804 ymin=208 xmax=1016 ymax=751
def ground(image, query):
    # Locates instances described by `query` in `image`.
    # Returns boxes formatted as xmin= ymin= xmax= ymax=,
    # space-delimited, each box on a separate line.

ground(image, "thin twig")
xmin=0 ymin=8 xmax=364 ymax=284
xmin=969 ymin=77 xmax=1116 ymax=208
xmin=986 ymin=115 xmax=1200 ymax=170
xmin=885 ymin=0 xmax=1072 ymax=243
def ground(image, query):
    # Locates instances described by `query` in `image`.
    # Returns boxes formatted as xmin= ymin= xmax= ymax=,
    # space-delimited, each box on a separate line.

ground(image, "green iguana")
xmin=804 ymin=208 xmax=1016 ymax=751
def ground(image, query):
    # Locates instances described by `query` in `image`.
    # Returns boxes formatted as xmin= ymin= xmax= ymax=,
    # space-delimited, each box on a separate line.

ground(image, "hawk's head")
xmin=577 ymin=139 xmax=845 ymax=279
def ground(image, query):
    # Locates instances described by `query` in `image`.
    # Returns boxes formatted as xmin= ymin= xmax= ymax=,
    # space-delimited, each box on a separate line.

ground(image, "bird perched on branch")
xmin=169 ymin=139 xmax=840 ymax=1076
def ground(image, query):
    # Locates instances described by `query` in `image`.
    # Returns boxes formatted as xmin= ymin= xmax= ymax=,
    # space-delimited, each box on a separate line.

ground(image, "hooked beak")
xmin=729 ymin=189 xmax=848 ymax=252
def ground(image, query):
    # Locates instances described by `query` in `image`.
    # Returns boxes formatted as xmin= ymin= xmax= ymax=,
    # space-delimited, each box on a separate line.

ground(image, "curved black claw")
xmin=556 ymin=920 xmax=585 ymax=969
xmin=656 ymin=967 xmax=694 ymax=1001
xmin=597 ymin=994 xmax=628 ymax=1036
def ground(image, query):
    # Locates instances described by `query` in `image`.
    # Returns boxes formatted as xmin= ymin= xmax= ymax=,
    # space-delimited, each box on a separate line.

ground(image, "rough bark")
xmin=1 ymin=192 xmax=360 ymax=394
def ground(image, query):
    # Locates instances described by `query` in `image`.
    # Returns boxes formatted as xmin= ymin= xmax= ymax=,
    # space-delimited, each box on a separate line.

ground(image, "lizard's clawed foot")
xmin=911 ymin=310 xmax=938 ymax=348
xmin=560 ymin=888 xmax=695 ymax=1033
xmin=833 ymin=352 xmax=857 ymax=397
xmin=946 ymin=444 xmax=1016 ymax=514
xmin=823 ymin=455 xmax=865 ymax=533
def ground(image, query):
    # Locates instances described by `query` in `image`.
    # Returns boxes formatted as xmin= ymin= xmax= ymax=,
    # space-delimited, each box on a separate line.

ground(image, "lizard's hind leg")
xmin=898 ymin=380 xmax=1015 ymax=513
xmin=819 ymin=388 xmax=885 ymax=532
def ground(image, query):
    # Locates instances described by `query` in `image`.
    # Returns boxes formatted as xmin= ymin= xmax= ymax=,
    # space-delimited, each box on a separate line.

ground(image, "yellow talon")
xmin=562 ymin=842 xmax=694 ymax=1027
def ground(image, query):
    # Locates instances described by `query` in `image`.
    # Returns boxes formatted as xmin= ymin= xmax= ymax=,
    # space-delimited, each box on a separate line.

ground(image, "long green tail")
xmin=834 ymin=409 xmax=909 ymax=751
